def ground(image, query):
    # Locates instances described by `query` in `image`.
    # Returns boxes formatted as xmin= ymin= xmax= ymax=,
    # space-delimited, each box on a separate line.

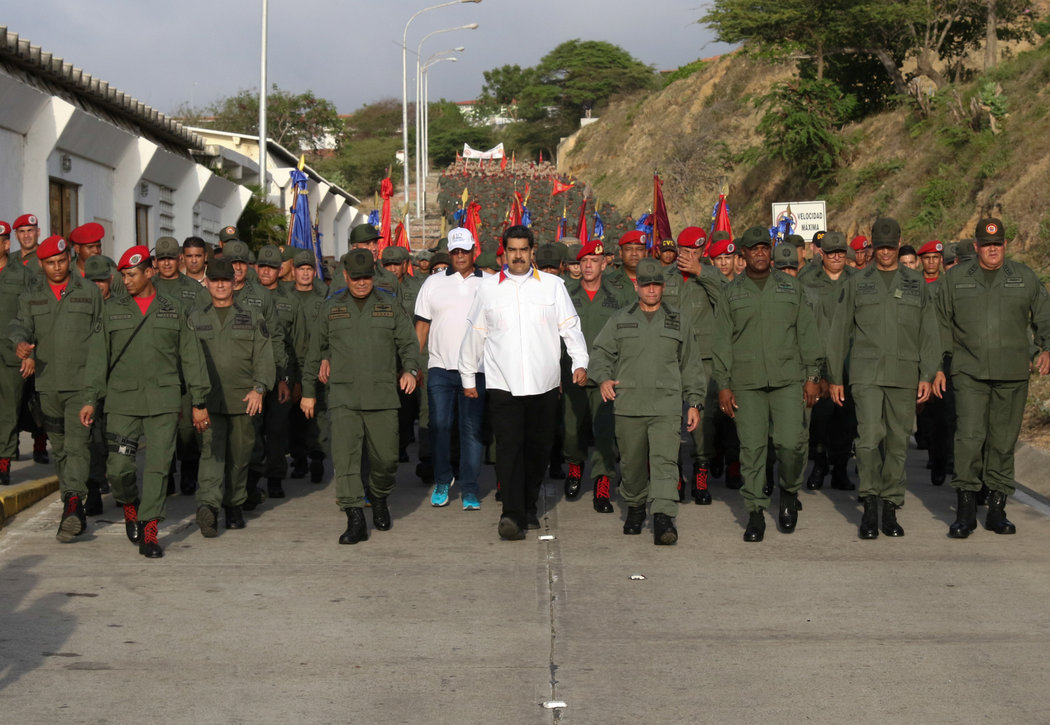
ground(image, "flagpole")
xmin=259 ymin=0 xmax=268 ymax=202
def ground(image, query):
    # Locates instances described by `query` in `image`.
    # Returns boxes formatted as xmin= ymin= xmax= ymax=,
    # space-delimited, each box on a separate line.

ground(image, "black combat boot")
xmin=84 ymin=482 xmax=104 ymax=516
xmin=123 ymin=501 xmax=140 ymax=543
xmin=806 ymin=452 xmax=828 ymax=490
xmin=371 ymin=496 xmax=392 ymax=531
xmin=310 ymin=457 xmax=326 ymax=484
xmin=623 ymin=505 xmax=646 ymax=535
xmin=224 ymin=505 xmax=246 ymax=530
xmin=653 ymin=513 xmax=678 ymax=545
xmin=778 ymin=488 xmax=801 ymax=533
xmin=592 ymin=476 xmax=614 ymax=513
xmin=138 ymin=520 xmax=163 ymax=558
xmin=829 ymin=459 xmax=855 ymax=490
xmin=858 ymin=496 xmax=879 ymax=539
xmin=196 ymin=506 xmax=218 ymax=538
xmin=881 ymin=500 xmax=904 ymax=537
xmin=243 ymin=470 xmax=264 ymax=510
xmin=985 ymin=491 xmax=1016 ymax=535
xmin=339 ymin=507 xmax=368 ymax=544
xmin=56 ymin=493 xmax=86 ymax=543
xmin=948 ymin=490 xmax=977 ymax=538
xmin=975 ymin=484 xmax=990 ymax=507
xmin=290 ymin=456 xmax=308 ymax=479
xmin=692 ymin=465 xmax=712 ymax=505
xmin=565 ymin=463 xmax=583 ymax=499
xmin=267 ymin=477 xmax=286 ymax=499
xmin=743 ymin=510 xmax=765 ymax=542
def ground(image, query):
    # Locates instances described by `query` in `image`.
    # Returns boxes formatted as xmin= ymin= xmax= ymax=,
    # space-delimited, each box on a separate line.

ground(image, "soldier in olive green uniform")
xmin=0 ymin=222 xmax=31 ymax=485
xmin=83 ymin=256 xmax=117 ymax=498
xmin=8 ymin=236 xmax=104 ymax=540
xmin=827 ymin=218 xmax=942 ymax=540
xmin=348 ymin=223 xmax=399 ymax=294
xmin=288 ymin=249 xmax=329 ymax=481
xmin=86 ymin=246 xmax=211 ymax=558
xmin=382 ymin=245 xmax=426 ymax=463
xmin=252 ymin=245 xmax=307 ymax=498
xmin=937 ymin=218 xmax=1050 ymax=537
xmin=188 ymin=259 xmax=275 ymax=536
xmin=798 ymin=231 xmax=857 ymax=491
xmin=590 ymin=258 xmax=705 ymax=545
xmin=301 ymin=249 xmax=421 ymax=545
xmin=712 ymin=227 xmax=822 ymax=543
xmin=562 ymin=239 xmax=633 ymax=512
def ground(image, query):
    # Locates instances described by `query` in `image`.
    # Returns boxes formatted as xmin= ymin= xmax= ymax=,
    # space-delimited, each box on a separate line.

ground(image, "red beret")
xmin=917 ymin=240 xmax=944 ymax=256
xmin=676 ymin=226 xmax=707 ymax=248
xmin=576 ymin=239 xmax=605 ymax=261
xmin=707 ymin=239 xmax=736 ymax=258
xmin=619 ymin=230 xmax=647 ymax=247
xmin=117 ymin=245 xmax=151 ymax=270
xmin=0 ymin=221 xmax=9 ymax=236
xmin=70 ymin=222 xmax=105 ymax=245
xmin=36 ymin=235 xmax=68 ymax=260
xmin=850 ymin=235 xmax=871 ymax=251
xmin=13 ymin=214 xmax=39 ymax=229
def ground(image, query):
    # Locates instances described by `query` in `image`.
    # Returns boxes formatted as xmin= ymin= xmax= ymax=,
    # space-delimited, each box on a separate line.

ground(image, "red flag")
xmin=574 ymin=198 xmax=589 ymax=244
xmin=712 ymin=194 xmax=733 ymax=244
xmin=551 ymin=180 xmax=574 ymax=196
xmin=392 ymin=218 xmax=412 ymax=275
xmin=652 ymin=174 xmax=673 ymax=256
xmin=464 ymin=201 xmax=482 ymax=248
xmin=500 ymin=153 xmax=507 ymax=171
xmin=510 ymin=191 xmax=524 ymax=226
xmin=539 ymin=150 xmax=544 ymax=164
xmin=379 ymin=176 xmax=393 ymax=252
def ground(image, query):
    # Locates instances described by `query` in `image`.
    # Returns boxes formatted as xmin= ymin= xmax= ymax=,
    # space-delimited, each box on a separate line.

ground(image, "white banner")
xmin=462 ymin=142 xmax=505 ymax=160
xmin=771 ymin=200 xmax=827 ymax=243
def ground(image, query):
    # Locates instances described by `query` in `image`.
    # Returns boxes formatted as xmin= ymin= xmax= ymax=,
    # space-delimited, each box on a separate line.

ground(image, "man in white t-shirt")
xmin=414 ymin=228 xmax=487 ymax=510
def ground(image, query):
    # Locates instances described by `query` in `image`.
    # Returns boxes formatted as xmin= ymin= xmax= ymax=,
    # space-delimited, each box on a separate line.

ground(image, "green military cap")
xmin=349 ymin=224 xmax=381 ymax=245
xmin=343 ymin=248 xmax=375 ymax=279
xmin=870 ymin=218 xmax=902 ymax=248
xmin=786 ymin=234 xmax=806 ymax=248
xmin=206 ymin=258 xmax=235 ymax=281
xmin=773 ymin=244 xmax=799 ymax=270
xmin=954 ymin=240 xmax=976 ymax=262
xmin=566 ymin=243 xmax=582 ymax=261
xmin=84 ymin=255 xmax=114 ymax=281
xmin=154 ymin=236 xmax=181 ymax=259
xmin=635 ymin=258 xmax=665 ymax=285
xmin=293 ymin=249 xmax=315 ymax=267
xmin=942 ymin=242 xmax=958 ymax=265
xmin=820 ymin=231 xmax=848 ymax=253
xmin=414 ymin=249 xmax=433 ymax=262
xmin=218 ymin=225 xmax=239 ymax=243
xmin=430 ymin=251 xmax=451 ymax=269
xmin=381 ymin=246 xmax=409 ymax=264
xmin=535 ymin=244 xmax=563 ymax=269
xmin=845 ymin=244 xmax=857 ymax=262
xmin=475 ymin=251 xmax=499 ymax=271
xmin=738 ymin=226 xmax=771 ymax=248
xmin=281 ymin=245 xmax=298 ymax=262
xmin=975 ymin=217 xmax=1005 ymax=245
xmin=560 ymin=236 xmax=581 ymax=246
xmin=256 ymin=244 xmax=282 ymax=268
xmin=223 ymin=240 xmax=252 ymax=263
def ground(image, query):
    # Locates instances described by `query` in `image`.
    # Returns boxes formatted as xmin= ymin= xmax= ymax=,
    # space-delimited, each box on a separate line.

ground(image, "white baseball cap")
xmin=447 ymin=227 xmax=475 ymax=252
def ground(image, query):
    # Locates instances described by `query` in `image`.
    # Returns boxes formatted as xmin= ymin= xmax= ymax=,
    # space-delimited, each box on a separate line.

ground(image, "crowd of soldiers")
xmin=1 ymin=207 xmax=1046 ymax=553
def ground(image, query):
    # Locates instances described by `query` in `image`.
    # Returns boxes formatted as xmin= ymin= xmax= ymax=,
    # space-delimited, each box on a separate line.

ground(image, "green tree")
xmin=236 ymin=188 xmax=288 ymax=249
xmin=426 ymin=100 xmax=493 ymax=167
xmin=199 ymin=85 xmax=345 ymax=152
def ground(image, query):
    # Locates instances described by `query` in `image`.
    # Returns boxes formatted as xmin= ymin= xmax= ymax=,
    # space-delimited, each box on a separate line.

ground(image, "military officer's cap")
xmin=256 ymin=244 xmax=282 ymax=268
xmin=206 ymin=258 xmax=236 ymax=281
xmin=0 ymin=220 xmax=10 ymax=237
xmin=535 ymin=244 xmax=563 ymax=269
xmin=917 ymin=240 xmax=944 ymax=256
xmin=343 ymin=248 xmax=375 ymax=279
xmin=218 ymin=225 xmax=239 ymax=242
xmin=738 ymin=226 xmax=771 ymax=248
xmin=786 ymin=234 xmax=806 ymax=249
xmin=349 ymin=224 xmax=382 ymax=245
xmin=658 ymin=239 xmax=678 ymax=255
xmin=475 ymin=251 xmax=499 ymax=271
xmin=381 ymin=246 xmax=410 ymax=264
xmin=849 ymin=234 xmax=870 ymax=250
xmin=36 ymin=235 xmax=68 ymax=260
xmin=154 ymin=236 xmax=181 ymax=259
xmin=820 ymin=231 xmax=848 ymax=253
xmin=870 ymin=218 xmax=901 ymax=249
xmin=566 ymin=243 xmax=582 ymax=261
xmin=13 ymin=214 xmax=38 ymax=229
xmin=84 ymin=255 xmax=113 ymax=281
xmin=635 ymin=258 xmax=665 ymax=286
xmin=975 ymin=217 xmax=1005 ymax=245
xmin=414 ymin=249 xmax=433 ymax=263
xmin=773 ymin=244 xmax=799 ymax=270
xmin=619 ymin=230 xmax=647 ymax=247
xmin=70 ymin=222 xmax=105 ymax=245
xmin=942 ymin=242 xmax=958 ymax=265
xmin=293 ymin=249 xmax=316 ymax=268
xmin=222 ymin=240 xmax=252 ymax=263
xmin=677 ymin=227 xmax=707 ymax=249
xmin=281 ymin=245 xmax=298 ymax=262
xmin=117 ymin=245 xmax=150 ymax=270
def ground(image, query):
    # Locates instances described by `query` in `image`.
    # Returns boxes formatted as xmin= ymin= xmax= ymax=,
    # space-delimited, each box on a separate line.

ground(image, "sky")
xmin=3 ymin=0 xmax=734 ymax=116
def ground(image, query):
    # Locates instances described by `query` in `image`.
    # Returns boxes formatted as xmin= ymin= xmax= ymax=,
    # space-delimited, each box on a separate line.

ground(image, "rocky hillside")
xmin=559 ymin=37 xmax=1050 ymax=267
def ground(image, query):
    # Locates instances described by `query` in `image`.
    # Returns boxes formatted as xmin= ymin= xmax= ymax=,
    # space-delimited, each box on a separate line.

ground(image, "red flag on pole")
xmin=510 ymin=191 xmax=524 ymax=226
xmin=652 ymin=174 xmax=673 ymax=256
xmin=551 ymin=180 xmax=574 ymax=196
xmin=712 ymin=194 xmax=733 ymax=243
xmin=539 ymin=150 xmax=544 ymax=164
xmin=500 ymin=153 xmax=507 ymax=172
xmin=379 ymin=176 xmax=393 ymax=253
xmin=574 ymin=198 xmax=589 ymax=244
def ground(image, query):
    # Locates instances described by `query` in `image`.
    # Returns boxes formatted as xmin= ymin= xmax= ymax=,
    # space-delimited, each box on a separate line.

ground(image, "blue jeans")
xmin=428 ymin=368 xmax=486 ymax=495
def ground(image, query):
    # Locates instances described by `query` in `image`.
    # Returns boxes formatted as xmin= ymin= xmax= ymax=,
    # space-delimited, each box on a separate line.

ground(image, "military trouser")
xmin=0 ymin=364 xmax=25 ymax=458
xmin=918 ymin=370 xmax=955 ymax=472
xmin=734 ymin=384 xmax=807 ymax=512
xmin=174 ymin=391 xmax=200 ymax=475
xmin=87 ymin=401 xmax=108 ymax=486
xmin=714 ymin=408 xmax=740 ymax=465
xmin=950 ymin=373 xmax=1027 ymax=495
xmin=562 ymin=384 xmax=617 ymax=479
xmin=329 ymin=407 xmax=397 ymax=510
xmin=616 ymin=414 xmax=679 ymax=517
xmin=686 ymin=359 xmax=719 ymax=466
xmin=851 ymin=384 xmax=914 ymax=506
xmin=106 ymin=412 xmax=178 ymax=523
xmin=251 ymin=389 xmax=290 ymax=479
xmin=808 ymin=393 xmax=856 ymax=465
xmin=196 ymin=412 xmax=255 ymax=509
xmin=39 ymin=391 xmax=91 ymax=499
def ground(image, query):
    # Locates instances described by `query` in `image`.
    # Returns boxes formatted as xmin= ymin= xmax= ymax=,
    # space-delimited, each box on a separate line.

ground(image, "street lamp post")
xmin=422 ymin=56 xmax=458 ymax=217
xmin=400 ymin=0 xmax=482 ymax=243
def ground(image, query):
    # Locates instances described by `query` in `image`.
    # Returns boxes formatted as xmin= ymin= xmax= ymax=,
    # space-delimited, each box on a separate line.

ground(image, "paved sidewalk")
xmin=1 ymin=437 xmax=1049 ymax=724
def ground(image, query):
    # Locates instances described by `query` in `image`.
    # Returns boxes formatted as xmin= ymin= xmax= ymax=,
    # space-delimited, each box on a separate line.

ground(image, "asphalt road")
xmin=2 ymin=435 xmax=1049 ymax=724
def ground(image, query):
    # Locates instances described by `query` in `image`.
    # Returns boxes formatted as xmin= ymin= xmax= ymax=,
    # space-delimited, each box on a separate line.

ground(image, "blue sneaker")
xmin=462 ymin=492 xmax=481 ymax=511
xmin=431 ymin=478 xmax=453 ymax=507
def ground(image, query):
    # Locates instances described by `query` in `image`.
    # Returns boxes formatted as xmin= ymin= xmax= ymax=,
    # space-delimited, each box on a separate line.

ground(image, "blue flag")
xmin=289 ymin=168 xmax=322 ymax=276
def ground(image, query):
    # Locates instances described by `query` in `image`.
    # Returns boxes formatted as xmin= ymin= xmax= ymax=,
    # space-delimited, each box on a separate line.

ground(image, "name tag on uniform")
xmin=109 ymin=313 xmax=132 ymax=321
xmin=194 ymin=323 xmax=214 ymax=331
xmin=617 ymin=322 xmax=638 ymax=329
xmin=955 ymin=282 xmax=977 ymax=289
xmin=1005 ymin=276 xmax=1025 ymax=288
xmin=329 ymin=306 xmax=350 ymax=320
xmin=69 ymin=296 xmax=92 ymax=304
xmin=245 ymin=298 xmax=262 ymax=307
xmin=233 ymin=313 xmax=253 ymax=329
xmin=858 ymin=282 xmax=877 ymax=295
xmin=602 ymin=296 xmax=619 ymax=309
xmin=277 ymin=302 xmax=293 ymax=312
xmin=372 ymin=304 xmax=394 ymax=318
xmin=29 ymin=299 xmax=48 ymax=306
xmin=775 ymin=281 xmax=794 ymax=293
xmin=156 ymin=311 xmax=179 ymax=319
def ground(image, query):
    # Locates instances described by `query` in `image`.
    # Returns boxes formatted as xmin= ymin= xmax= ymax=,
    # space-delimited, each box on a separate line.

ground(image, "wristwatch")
xmin=254 ymin=384 xmax=266 ymax=395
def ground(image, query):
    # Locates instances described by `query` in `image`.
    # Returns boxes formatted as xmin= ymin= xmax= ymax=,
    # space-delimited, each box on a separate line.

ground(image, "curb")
xmin=0 ymin=475 xmax=59 ymax=529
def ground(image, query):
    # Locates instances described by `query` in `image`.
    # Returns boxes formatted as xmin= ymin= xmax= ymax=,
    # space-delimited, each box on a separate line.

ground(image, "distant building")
xmin=455 ymin=100 xmax=515 ymax=128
